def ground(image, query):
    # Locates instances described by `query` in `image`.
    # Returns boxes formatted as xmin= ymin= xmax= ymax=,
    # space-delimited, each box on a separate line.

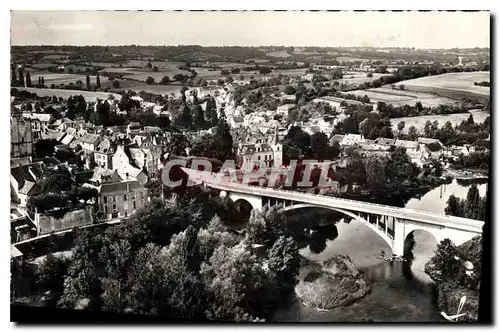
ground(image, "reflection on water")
xmin=273 ymin=181 xmax=486 ymax=322
xmin=406 ymin=179 xmax=488 ymax=214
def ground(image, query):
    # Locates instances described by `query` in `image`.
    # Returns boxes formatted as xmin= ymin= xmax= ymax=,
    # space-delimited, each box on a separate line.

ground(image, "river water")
xmin=272 ymin=180 xmax=487 ymax=322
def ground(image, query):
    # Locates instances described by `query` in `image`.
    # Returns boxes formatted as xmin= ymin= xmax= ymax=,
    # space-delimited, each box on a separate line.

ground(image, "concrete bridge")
xmin=198 ymin=178 xmax=483 ymax=256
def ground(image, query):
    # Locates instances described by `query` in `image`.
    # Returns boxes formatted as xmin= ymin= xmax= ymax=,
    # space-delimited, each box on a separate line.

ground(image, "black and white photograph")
xmin=9 ymin=9 xmax=492 ymax=324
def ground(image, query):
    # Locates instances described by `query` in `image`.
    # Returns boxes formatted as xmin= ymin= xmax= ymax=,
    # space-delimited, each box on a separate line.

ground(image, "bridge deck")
xmin=200 ymin=178 xmax=484 ymax=233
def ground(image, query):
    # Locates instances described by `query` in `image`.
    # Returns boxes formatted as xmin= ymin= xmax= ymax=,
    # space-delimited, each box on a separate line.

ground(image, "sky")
xmin=10 ymin=11 xmax=490 ymax=49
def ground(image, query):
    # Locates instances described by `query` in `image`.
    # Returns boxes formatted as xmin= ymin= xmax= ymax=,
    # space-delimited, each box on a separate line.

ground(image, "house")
xmin=80 ymin=133 xmax=101 ymax=151
xmin=276 ymin=104 xmax=294 ymax=117
xmin=229 ymin=115 xmax=244 ymax=129
xmin=417 ymin=137 xmax=443 ymax=147
xmin=11 ymin=206 xmax=37 ymax=243
xmin=22 ymin=113 xmax=52 ymax=141
xmin=10 ymin=163 xmax=44 ymax=206
xmin=393 ymin=139 xmax=419 ymax=153
xmin=94 ymin=139 xmax=117 ymax=169
xmin=340 ymin=134 xmax=364 ymax=147
xmin=98 ymin=179 xmax=148 ymax=220
xmin=112 ymin=145 xmax=148 ymax=185
xmin=374 ymin=137 xmax=396 ymax=146
xmin=330 ymin=134 xmax=345 ymax=146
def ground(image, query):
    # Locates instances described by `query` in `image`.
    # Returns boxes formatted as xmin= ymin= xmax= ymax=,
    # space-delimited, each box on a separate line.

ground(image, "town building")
xmin=97 ymin=179 xmax=148 ymax=220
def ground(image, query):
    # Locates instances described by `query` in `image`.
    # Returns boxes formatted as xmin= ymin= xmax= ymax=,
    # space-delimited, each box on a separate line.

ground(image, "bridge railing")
xmin=207 ymin=181 xmax=484 ymax=228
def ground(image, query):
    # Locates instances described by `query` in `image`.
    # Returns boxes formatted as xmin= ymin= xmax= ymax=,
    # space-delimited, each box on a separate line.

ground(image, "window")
xmin=112 ymin=204 xmax=117 ymax=211
xmin=124 ymin=212 xmax=128 ymax=217
xmin=103 ymin=196 xmax=107 ymax=204
xmin=123 ymin=194 xmax=127 ymax=201
xmin=140 ymin=192 xmax=144 ymax=199
xmin=104 ymin=206 xmax=108 ymax=213
xmin=265 ymin=155 xmax=267 ymax=160
xmin=133 ymin=201 xmax=136 ymax=209
xmin=131 ymin=192 xmax=135 ymax=200
xmin=258 ymin=156 xmax=261 ymax=161
xmin=112 ymin=196 xmax=116 ymax=203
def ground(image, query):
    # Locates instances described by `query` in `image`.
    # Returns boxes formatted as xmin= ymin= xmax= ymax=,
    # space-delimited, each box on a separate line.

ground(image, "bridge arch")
xmin=281 ymin=203 xmax=394 ymax=252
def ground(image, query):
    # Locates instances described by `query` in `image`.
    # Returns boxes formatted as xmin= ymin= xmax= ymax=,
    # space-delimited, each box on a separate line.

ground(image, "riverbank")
xmin=424 ymin=236 xmax=482 ymax=322
xmin=295 ymin=255 xmax=370 ymax=310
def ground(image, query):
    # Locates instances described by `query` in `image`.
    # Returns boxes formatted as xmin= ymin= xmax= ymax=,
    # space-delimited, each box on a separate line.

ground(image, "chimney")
xmin=126 ymin=172 xmax=129 ymax=180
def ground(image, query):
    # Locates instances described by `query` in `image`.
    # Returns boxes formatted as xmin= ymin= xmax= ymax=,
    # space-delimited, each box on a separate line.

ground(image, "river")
xmin=272 ymin=180 xmax=487 ymax=322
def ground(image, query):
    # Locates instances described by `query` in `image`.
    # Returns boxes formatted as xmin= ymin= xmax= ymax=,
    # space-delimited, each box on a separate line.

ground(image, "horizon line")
xmin=10 ymin=44 xmax=491 ymax=50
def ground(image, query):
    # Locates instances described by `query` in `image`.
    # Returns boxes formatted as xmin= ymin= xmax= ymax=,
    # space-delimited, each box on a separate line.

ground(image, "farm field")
xmin=114 ymin=84 xmax=185 ymax=97
xmin=28 ymin=73 xmax=99 ymax=86
xmin=266 ymin=51 xmax=291 ymax=58
xmin=15 ymin=87 xmax=122 ymax=101
xmin=344 ymin=88 xmax=458 ymax=107
xmin=400 ymin=72 xmax=490 ymax=95
xmin=397 ymin=72 xmax=490 ymax=102
xmin=390 ymin=110 xmax=489 ymax=134
xmin=333 ymin=72 xmax=393 ymax=85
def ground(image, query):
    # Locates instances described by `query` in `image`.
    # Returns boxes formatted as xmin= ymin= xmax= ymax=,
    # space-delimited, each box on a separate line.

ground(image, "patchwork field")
xmin=390 ymin=110 xmax=489 ymax=134
xmin=15 ymin=87 xmax=122 ymax=101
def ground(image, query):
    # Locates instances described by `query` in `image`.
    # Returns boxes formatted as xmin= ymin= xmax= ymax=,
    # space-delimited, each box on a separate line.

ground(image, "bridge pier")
xmin=392 ymin=218 xmax=405 ymax=256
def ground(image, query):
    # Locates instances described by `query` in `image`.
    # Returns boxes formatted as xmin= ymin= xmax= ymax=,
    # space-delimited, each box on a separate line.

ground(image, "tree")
xmin=86 ymin=74 xmax=90 ymax=90
xmin=152 ymin=66 xmax=159 ymax=72
xmin=25 ymin=72 xmax=32 ymax=87
xmin=214 ymin=110 xmax=234 ymax=161
xmin=194 ymin=105 xmax=206 ymax=129
xmin=424 ymin=120 xmax=433 ymax=137
xmin=310 ymin=132 xmax=329 ymax=161
xmin=18 ymin=68 xmax=25 ymax=87
xmin=407 ymin=126 xmax=419 ymax=141
xmin=367 ymin=73 xmax=373 ymax=78
xmin=415 ymin=101 xmax=424 ymax=113
xmin=146 ymin=77 xmax=155 ymax=85
xmin=284 ymin=85 xmax=296 ymax=95
xmin=267 ymin=236 xmax=300 ymax=303
xmin=431 ymin=239 xmax=462 ymax=282
xmin=11 ymin=66 xmax=17 ymax=85
xmin=160 ymin=76 xmax=170 ymax=85
xmin=167 ymin=133 xmax=190 ymax=157
xmin=445 ymin=195 xmax=464 ymax=217
xmin=36 ymin=253 xmax=70 ymax=295
xmin=174 ymin=104 xmax=193 ymax=129
xmin=364 ymin=155 xmax=387 ymax=189
xmin=112 ymin=80 xmax=120 ymax=89
xmin=204 ymin=97 xmax=218 ymax=128
xmin=397 ymin=121 xmax=405 ymax=133
xmin=96 ymin=74 xmax=101 ymax=89
xmin=464 ymin=185 xmax=482 ymax=220
xmin=35 ymin=139 xmax=58 ymax=158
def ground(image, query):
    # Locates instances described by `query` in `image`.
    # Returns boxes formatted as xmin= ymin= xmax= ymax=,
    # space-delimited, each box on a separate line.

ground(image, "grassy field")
xmin=15 ymin=87 xmax=122 ymax=101
xmin=398 ymin=72 xmax=490 ymax=102
xmin=333 ymin=72 xmax=393 ymax=85
xmin=28 ymin=73 xmax=99 ymax=86
xmin=114 ymin=84 xmax=185 ymax=96
xmin=345 ymin=88 xmax=458 ymax=107
xmin=390 ymin=110 xmax=489 ymax=134
xmin=266 ymin=51 xmax=291 ymax=58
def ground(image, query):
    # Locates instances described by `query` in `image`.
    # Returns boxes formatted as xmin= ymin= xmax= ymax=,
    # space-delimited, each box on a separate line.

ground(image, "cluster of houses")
xmin=330 ymin=133 xmax=478 ymax=167
xmin=9 ymin=74 xmax=487 ymax=248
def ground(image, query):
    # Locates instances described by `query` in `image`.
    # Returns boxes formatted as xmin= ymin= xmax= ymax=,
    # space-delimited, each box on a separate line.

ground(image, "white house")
xmin=340 ymin=134 xmax=364 ymax=147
